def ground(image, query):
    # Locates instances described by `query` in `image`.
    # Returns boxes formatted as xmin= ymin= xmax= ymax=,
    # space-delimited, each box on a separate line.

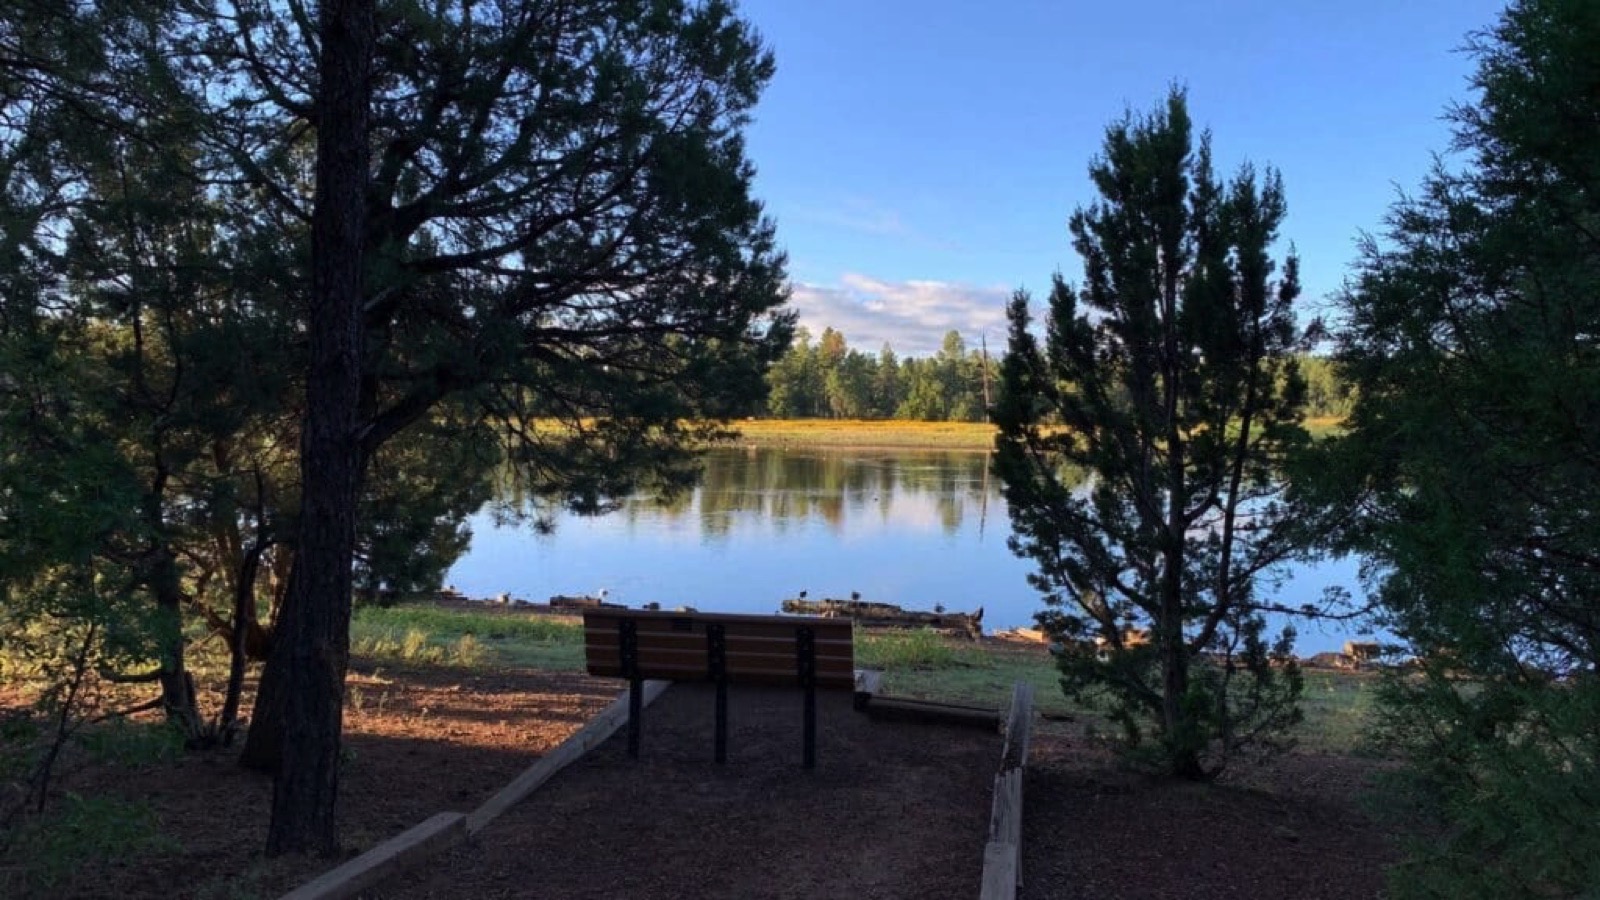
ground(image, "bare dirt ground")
xmin=1022 ymin=733 xmax=1401 ymax=900
xmin=383 ymin=683 xmax=999 ymax=900
xmin=0 ymin=664 xmax=618 ymax=900
xmin=4 ymin=665 xmax=1406 ymax=900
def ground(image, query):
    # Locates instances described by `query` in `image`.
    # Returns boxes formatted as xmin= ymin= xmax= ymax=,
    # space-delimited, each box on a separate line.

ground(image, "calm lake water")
xmin=446 ymin=447 xmax=1367 ymax=654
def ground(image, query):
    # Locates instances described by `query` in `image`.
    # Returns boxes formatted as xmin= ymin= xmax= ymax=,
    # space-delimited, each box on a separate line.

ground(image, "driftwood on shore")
xmin=548 ymin=594 xmax=626 ymax=610
xmin=780 ymin=597 xmax=984 ymax=640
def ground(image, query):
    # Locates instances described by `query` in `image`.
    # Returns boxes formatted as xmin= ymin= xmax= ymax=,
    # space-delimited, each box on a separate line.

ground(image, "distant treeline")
xmin=764 ymin=326 xmax=1353 ymax=422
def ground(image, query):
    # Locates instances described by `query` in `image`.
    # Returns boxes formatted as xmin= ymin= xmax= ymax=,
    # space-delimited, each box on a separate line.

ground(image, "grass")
xmin=1304 ymin=416 xmax=1346 ymax=439
xmin=351 ymin=605 xmax=584 ymax=670
xmin=1298 ymin=669 xmax=1381 ymax=755
xmin=724 ymin=416 xmax=1347 ymax=450
xmin=1 ymin=794 xmax=177 ymax=893
xmin=726 ymin=419 xmax=997 ymax=450
xmin=856 ymin=628 xmax=989 ymax=669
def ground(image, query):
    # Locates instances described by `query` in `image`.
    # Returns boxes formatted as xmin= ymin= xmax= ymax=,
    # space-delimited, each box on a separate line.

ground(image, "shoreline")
xmin=722 ymin=418 xmax=997 ymax=450
xmin=410 ymin=592 xmax=1376 ymax=673
xmin=718 ymin=416 xmax=1344 ymax=451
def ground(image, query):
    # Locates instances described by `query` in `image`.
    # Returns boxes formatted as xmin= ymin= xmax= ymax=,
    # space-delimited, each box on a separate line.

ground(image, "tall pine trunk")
xmin=256 ymin=0 xmax=373 ymax=856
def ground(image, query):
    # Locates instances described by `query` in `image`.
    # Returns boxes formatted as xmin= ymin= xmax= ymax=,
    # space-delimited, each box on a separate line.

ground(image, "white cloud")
xmin=787 ymin=274 xmax=1012 ymax=358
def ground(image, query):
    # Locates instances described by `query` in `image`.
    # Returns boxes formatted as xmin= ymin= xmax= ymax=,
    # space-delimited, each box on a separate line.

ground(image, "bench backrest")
xmin=583 ymin=609 xmax=854 ymax=689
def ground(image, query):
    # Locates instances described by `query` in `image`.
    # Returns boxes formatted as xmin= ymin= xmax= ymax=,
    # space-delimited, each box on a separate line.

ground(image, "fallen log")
xmin=549 ymin=594 xmax=626 ymax=610
xmin=780 ymin=597 xmax=983 ymax=640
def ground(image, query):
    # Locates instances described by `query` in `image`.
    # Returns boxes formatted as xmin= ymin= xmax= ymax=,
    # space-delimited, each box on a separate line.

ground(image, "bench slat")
xmin=583 ymin=643 xmax=853 ymax=670
xmin=582 ymin=609 xmax=855 ymax=690
xmin=584 ymin=630 xmax=853 ymax=651
xmin=588 ymin=645 xmax=855 ymax=669
xmin=583 ymin=619 xmax=852 ymax=644
xmin=582 ymin=609 xmax=853 ymax=629
xmin=588 ymin=662 xmax=855 ymax=689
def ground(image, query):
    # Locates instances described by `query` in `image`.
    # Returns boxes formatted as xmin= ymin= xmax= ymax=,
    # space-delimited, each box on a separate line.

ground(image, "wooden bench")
xmin=583 ymin=609 xmax=854 ymax=768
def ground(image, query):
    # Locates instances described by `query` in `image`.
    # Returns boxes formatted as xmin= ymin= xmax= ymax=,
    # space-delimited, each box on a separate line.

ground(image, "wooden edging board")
xmin=864 ymin=695 xmax=1002 ymax=731
xmin=466 ymin=678 xmax=670 ymax=833
xmin=852 ymin=667 xmax=1002 ymax=729
xmin=978 ymin=682 xmax=1034 ymax=900
xmin=276 ymin=680 xmax=670 ymax=900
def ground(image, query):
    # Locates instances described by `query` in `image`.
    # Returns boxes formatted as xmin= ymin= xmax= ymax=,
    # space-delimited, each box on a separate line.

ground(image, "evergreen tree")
xmin=872 ymin=343 xmax=903 ymax=417
xmin=995 ymin=90 xmax=1310 ymax=778
xmin=215 ymin=0 xmax=791 ymax=848
xmin=2 ymin=0 xmax=789 ymax=854
xmin=766 ymin=327 xmax=823 ymax=417
xmin=896 ymin=356 xmax=947 ymax=421
xmin=826 ymin=349 xmax=874 ymax=418
xmin=1310 ymin=1 xmax=1600 ymax=894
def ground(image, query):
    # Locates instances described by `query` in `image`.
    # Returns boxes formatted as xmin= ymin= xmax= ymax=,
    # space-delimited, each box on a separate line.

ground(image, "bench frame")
xmin=583 ymin=609 xmax=854 ymax=768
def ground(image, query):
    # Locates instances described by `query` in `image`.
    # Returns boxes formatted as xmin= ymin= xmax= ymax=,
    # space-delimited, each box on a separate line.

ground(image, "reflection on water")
xmin=608 ymin=448 xmax=1009 ymax=540
xmin=446 ymin=447 xmax=1363 ymax=653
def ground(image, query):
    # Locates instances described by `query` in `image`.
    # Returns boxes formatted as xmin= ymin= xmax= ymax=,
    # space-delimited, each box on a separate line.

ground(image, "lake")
xmin=446 ymin=446 xmax=1368 ymax=654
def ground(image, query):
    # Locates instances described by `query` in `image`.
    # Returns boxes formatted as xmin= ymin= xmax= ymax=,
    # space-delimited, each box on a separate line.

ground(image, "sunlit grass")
xmin=1304 ymin=415 xmax=1346 ymax=438
xmin=350 ymin=605 xmax=582 ymax=669
xmin=726 ymin=419 xmax=998 ymax=450
xmin=856 ymin=628 xmax=988 ymax=670
xmin=510 ymin=416 xmax=1344 ymax=450
xmin=724 ymin=416 xmax=1346 ymax=449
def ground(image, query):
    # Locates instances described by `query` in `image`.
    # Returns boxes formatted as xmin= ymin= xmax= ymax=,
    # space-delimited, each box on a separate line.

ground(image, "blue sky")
xmin=738 ymin=0 xmax=1507 ymax=356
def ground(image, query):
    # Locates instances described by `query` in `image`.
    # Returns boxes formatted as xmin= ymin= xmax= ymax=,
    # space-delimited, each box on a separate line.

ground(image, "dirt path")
xmin=383 ymin=683 xmax=999 ymax=900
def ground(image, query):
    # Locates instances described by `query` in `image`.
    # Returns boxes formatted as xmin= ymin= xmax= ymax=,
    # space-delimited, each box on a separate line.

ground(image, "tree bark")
xmin=253 ymin=0 xmax=373 ymax=857
xmin=1159 ymin=217 xmax=1203 ymax=781
xmin=219 ymin=534 xmax=267 ymax=744
xmin=152 ymin=549 xmax=201 ymax=737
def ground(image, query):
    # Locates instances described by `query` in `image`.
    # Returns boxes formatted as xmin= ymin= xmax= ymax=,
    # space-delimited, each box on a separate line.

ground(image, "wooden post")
xmin=979 ymin=682 xmax=1034 ymax=900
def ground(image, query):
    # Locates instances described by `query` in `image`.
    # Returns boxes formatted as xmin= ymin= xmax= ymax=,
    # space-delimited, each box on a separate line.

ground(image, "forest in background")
xmin=761 ymin=325 xmax=1354 ymax=422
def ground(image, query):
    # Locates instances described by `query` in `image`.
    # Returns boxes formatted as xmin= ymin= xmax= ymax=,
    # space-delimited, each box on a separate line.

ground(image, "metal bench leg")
xmin=803 ymin=682 xmax=816 ymax=769
xmin=797 ymin=627 xmax=816 ymax=769
xmin=629 ymin=672 xmax=642 ymax=758
xmin=620 ymin=619 xmax=640 ymax=758
xmin=709 ymin=623 xmax=728 ymax=764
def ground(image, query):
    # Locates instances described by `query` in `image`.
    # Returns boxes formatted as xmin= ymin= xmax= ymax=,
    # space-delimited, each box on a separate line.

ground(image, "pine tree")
xmin=995 ymin=89 xmax=1310 ymax=778
xmin=1311 ymin=1 xmax=1600 ymax=893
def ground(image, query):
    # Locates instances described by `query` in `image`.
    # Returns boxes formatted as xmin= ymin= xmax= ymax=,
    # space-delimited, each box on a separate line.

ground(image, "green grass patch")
xmin=856 ymin=628 xmax=988 ymax=669
xmin=353 ymin=605 xmax=581 ymax=642
xmin=351 ymin=604 xmax=583 ymax=670
xmin=75 ymin=718 xmax=184 ymax=767
xmin=860 ymin=631 xmax=1380 ymax=754
xmin=1 ymin=794 xmax=177 ymax=893
xmin=1297 ymin=669 xmax=1380 ymax=755
xmin=869 ymin=641 xmax=1084 ymax=721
